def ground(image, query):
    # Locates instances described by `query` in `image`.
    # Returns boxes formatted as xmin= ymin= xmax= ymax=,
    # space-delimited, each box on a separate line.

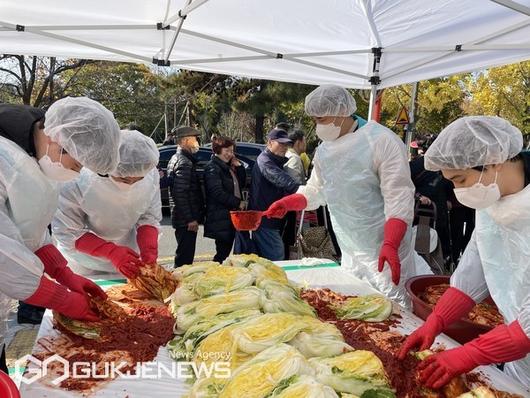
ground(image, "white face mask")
xmin=38 ymin=145 xmax=80 ymax=182
xmin=453 ymin=169 xmax=501 ymax=210
xmin=316 ymin=118 xmax=343 ymax=141
xmin=110 ymin=176 xmax=134 ymax=191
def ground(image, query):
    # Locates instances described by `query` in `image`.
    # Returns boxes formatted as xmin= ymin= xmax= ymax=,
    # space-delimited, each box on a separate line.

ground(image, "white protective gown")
xmin=451 ymin=184 xmax=530 ymax=387
xmin=0 ymin=137 xmax=54 ymax=347
xmin=298 ymin=121 xmax=431 ymax=308
xmin=52 ymin=168 xmax=162 ymax=277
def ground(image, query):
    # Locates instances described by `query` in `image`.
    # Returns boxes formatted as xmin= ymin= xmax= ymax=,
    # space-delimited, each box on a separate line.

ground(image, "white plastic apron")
xmin=315 ymin=124 xmax=429 ymax=308
xmin=475 ymin=185 xmax=530 ymax=386
xmin=0 ymin=137 xmax=58 ymax=348
xmin=57 ymin=171 xmax=156 ymax=276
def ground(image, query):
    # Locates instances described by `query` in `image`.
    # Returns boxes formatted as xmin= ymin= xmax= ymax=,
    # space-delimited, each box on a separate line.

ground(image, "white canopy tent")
xmin=1 ymin=0 xmax=530 ymax=117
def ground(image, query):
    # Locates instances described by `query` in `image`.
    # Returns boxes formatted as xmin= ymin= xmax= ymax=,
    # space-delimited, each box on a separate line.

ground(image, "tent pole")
xmin=165 ymin=0 xmax=211 ymax=26
xmin=384 ymin=19 xmax=530 ymax=81
xmin=373 ymin=90 xmax=383 ymax=122
xmin=368 ymin=85 xmax=377 ymax=121
xmin=368 ymin=47 xmax=382 ymax=120
xmin=405 ymin=82 xmax=418 ymax=153
xmin=490 ymin=0 xmax=530 ymax=17
xmin=164 ymin=102 xmax=168 ymax=139
xmin=164 ymin=0 xmax=193 ymax=62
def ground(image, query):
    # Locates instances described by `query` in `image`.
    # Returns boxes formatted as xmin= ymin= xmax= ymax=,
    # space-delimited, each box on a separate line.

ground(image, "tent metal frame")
xmin=1 ymin=0 xmax=529 ymax=119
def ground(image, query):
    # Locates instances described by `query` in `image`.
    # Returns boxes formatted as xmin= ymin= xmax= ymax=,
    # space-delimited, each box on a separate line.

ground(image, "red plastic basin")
xmin=0 ymin=371 xmax=20 ymax=398
xmin=406 ymin=275 xmax=496 ymax=345
xmin=230 ymin=211 xmax=263 ymax=231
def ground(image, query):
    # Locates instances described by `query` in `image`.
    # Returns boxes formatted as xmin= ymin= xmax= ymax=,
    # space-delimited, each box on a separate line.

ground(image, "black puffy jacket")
xmin=204 ymin=156 xmax=246 ymax=242
xmin=169 ymin=147 xmax=205 ymax=229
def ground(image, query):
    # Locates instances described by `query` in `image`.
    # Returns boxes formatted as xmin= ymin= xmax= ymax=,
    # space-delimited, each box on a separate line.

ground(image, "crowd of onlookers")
xmin=166 ymin=123 xmax=475 ymax=269
xmin=166 ymin=123 xmax=311 ymax=265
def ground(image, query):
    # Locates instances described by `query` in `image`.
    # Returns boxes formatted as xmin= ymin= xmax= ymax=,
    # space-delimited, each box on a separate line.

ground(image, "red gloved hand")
xmin=378 ymin=218 xmax=407 ymax=285
xmin=35 ymin=244 xmax=106 ymax=300
xmin=418 ymin=320 xmax=530 ymax=389
xmin=25 ymin=277 xmax=100 ymax=322
xmin=75 ymin=233 xmax=142 ymax=279
xmin=136 ymin=225 xmax=159 ymax=264
xmin=398 ymin=287 xmax=475 ymax=359
xmin=265 ymin=194 xmax=307 ymax=219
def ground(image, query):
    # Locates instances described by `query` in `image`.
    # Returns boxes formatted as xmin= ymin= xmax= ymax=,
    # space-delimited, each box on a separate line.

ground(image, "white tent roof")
xmin=1 ymin=0 xmax=530 ymax=89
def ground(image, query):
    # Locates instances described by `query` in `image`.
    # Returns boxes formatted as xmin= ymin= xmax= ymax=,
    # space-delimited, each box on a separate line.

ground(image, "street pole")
xmin=164 ymin=101 xmax=168 ymax=140
xmin=405 ymin=82 xmax=419 ymax=155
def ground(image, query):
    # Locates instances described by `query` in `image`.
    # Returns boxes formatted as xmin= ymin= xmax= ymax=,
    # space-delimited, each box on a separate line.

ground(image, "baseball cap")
xmin=267 ymin=128 xmax=292 ymax=144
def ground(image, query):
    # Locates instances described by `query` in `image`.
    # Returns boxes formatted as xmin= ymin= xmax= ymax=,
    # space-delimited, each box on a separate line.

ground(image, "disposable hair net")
xmin=424 ymin=116 xmax=523 ymax=171
xmin=44 ymin=97 xmax=120 ymax=174
xmin=305 ymin=84 xmax=357 ymax=117
xmin=113 ymin=130 xmax=159 ymax=177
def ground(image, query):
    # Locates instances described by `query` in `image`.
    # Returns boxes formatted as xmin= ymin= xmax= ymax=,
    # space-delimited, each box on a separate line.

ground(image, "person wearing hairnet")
xmin=52 ymin=130 xmax=161 ymax=278
xmin=398 ymin=116 xmax=530 ymax=389
xmin=0 ymin=98 xmax=120 ymax=372
xmin=266 ymin=85 xmax=431 ymax=307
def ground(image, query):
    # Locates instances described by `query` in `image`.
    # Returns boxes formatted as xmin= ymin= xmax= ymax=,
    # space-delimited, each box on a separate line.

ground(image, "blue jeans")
xmin=253 ymin=226 xmax=284 ymax=261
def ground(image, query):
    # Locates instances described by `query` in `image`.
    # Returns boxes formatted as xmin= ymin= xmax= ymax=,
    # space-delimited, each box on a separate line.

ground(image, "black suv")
xmin=158 ymin=145 xmax=256 ymax=216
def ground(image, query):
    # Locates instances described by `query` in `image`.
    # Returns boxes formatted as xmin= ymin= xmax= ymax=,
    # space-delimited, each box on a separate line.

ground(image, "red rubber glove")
xmin=25 ymin=277 xmax=100 ymax=322
xmin=265 ymin=194 xmax=307 ymax=219
xmin=35 ymin=244 xmax=106 ymax=300
xmin=75 ymin=232 xmax=142 ymax=279
xmin=398 ymin=287 xmax=475 ymax=359
xmin=418 ymin=320 xmax=530 ymax=389
xmin=378 ymin=218 xmax=407 ymax=285
xmin=136 ymin=225 xmax=159 ymax=264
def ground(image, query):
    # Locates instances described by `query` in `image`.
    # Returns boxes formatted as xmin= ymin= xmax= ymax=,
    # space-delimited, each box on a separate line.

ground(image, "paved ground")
xmin=158 ymin=215 xmax=216 ymax=263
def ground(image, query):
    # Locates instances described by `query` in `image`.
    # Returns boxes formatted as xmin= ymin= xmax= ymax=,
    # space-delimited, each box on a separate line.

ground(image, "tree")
xmin=0 ymin=55 xmax=92 ymax=107
xmin=63 ymin=62 xmax=165 ymax=136
xmin=465 ymin=61 xmax=530 ymax=135
xmin=231 ymin=79 xmax=315 ymax=142
xmin=379 ymin=76 xmax=466 ymax=139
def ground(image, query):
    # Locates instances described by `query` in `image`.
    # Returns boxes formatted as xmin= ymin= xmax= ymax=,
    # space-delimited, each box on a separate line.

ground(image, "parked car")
xmin=158 ymin=145 xmax=255 ymax=216
xmin=203 ymin=142 xmax=265 ymax=162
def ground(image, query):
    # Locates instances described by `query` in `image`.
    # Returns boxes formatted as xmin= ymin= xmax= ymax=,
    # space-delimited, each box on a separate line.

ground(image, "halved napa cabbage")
xmin=192 ymin=324 xmax=251 ymax=375
xmin=174 ymin=287 xmax=263 ymax=333
xmin=168 ymin=309 xmax=261 ymax=360
xmin=413 ymin=350 xmax=434 ymax=361
xmin=289 ymin=316 xmax=352 ymax=358
xmin=331 ymin=295 xmax=392 ymax=322
xmin=457 ymin=387 xmax=496 ymax=398
xmin=231 ymin=313 xmax=308 ymax=354
xmin=248 ymin=262 xmax=288 ymax=285
xmin=222 ymin=254 xmax=268 ymax=268
xmin=223 ymin=254 xmax=289 ymax=284
xmin=258 ymin=279 xmax=316 ymax=317
xmin=171 ymin=266 xmax=255 ymax=307
xmin=194 ymin=266 xmax=255 ymax=297
xmin=218 ymin=344 xmax=314 ymax=398
xmin=186 ymin=377 xmax=226 ymax=398
xmin=310 ymin=351 xmax=395 ymax=397
xmin=173 ymin=261 xmax=220 ymax=280
xmin=266 ymin=374 xmax=339 ymax=398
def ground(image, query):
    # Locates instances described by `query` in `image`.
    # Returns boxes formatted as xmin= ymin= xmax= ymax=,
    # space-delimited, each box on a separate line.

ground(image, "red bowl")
xmin=406 ymin=275 xmax=496 ymax=345
xmin=0 ymin=371 xmax=20 ymax=398
xmin=230 ymin=211 xmax=263 ymax=231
